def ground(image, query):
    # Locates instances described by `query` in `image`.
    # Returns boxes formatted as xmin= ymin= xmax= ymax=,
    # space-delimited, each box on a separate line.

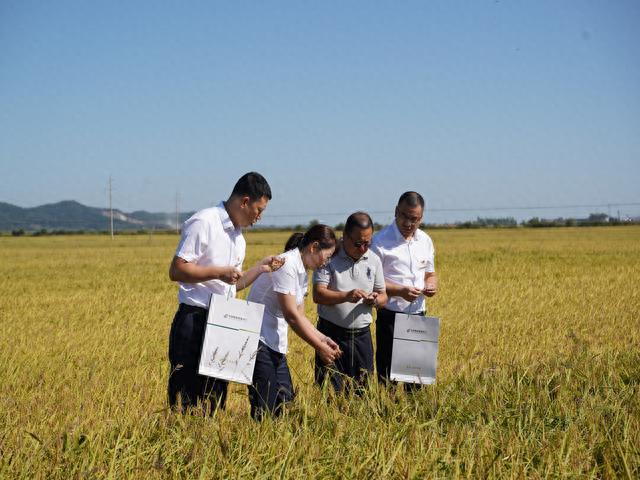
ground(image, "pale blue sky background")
xmin=1 ymin=1 xmax=639 ymax=225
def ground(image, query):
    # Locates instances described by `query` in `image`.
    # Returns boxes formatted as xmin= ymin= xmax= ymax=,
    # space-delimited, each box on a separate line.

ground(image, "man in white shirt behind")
xmin=167 ymin=172 xmax=283 ymax=415
xmin=370 ymin=191 xmax=438 ymax=390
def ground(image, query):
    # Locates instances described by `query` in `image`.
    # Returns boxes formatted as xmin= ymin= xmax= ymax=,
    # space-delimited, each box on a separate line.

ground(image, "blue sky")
xmin=1 ymin=1 xmax=639 ymax=225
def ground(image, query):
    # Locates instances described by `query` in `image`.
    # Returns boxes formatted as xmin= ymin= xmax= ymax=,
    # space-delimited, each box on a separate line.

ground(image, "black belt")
xmin=380 ymin=308 xmax=425 ymax=317
xmin=318 ymin=317 xmax=371 ymax=337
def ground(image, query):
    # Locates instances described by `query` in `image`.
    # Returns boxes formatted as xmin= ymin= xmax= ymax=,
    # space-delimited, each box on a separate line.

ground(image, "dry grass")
xmin=1 ymin=227 xmax=638 ymax=478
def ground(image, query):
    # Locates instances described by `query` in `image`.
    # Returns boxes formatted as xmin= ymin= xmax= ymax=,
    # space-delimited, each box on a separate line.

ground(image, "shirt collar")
xmin=217 ymin=201 xmax=237 ymax=232
xmin=390 ymin=220 xmax=418 ymax=243
xmin=391 ymin=221 xmax=408 ymax=243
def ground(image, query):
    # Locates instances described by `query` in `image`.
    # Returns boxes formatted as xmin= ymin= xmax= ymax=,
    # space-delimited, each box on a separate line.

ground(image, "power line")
xmin=261 ymin=202 xmax=640 ymax=218
xmin=428 ymin=202 xmax=640 ymax=213
xmin=2 ymin=201 xmax=639 ymax=228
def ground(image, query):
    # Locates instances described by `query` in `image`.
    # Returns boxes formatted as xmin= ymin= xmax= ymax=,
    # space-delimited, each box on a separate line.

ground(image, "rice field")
xmin=1 ymin=226 xmax=639 ymax=478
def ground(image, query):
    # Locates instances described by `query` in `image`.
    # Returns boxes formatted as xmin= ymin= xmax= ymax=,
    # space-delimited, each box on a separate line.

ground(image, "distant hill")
xmin=0 ymin=200 xmax=194 ymax=232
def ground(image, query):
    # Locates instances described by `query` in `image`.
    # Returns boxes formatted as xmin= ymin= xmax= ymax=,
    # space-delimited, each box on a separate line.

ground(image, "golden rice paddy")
xmin=1 ymin=226 xmax=638 ymax=478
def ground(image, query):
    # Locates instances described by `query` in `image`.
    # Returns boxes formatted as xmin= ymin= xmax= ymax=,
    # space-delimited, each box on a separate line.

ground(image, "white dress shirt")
xmin=370 ymin=222 xmax=435 ymax=314
xmin=247 ymin=248 xmax=307 ymax=354
xmin=174 ymin=201 xmax=246 ymax=308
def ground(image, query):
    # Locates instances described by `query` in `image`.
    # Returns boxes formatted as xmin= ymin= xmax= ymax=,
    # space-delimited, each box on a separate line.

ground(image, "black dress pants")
xmin=167 ymin=303 xmax=228 ymax=414
xmin=314 ymin=317 xmax=373 ymax=393
xmin=375 ymin=307 xmax=423 ymax=391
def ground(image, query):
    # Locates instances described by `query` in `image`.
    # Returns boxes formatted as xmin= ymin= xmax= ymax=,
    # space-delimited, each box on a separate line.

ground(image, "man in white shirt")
xmin=370 ymin=191 xmax=438 ymax=389
xmin=167 ymin=172 xmax=282 ymax=414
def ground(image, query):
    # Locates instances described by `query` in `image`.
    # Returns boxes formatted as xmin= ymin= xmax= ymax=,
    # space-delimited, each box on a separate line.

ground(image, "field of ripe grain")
xmin=1 ymin=227 xmax=639 ymax=478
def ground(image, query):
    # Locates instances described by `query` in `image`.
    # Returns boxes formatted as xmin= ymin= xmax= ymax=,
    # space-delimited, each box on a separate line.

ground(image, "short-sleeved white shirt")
xmin=174 ymin=201 xmax=246 ymax=308
xmin=247 ymin=248 xmax=307 ymax=354
xmin=370 ymin=222 xmax=435 ymax=314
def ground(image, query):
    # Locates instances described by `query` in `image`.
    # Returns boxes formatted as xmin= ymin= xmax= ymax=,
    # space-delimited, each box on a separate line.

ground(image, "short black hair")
xmin=397 ymin=191 xmax=424 ymax=209
xmin=344 ymin=211 xmax=373 ymax=234
xmin=230 ymin=172 xmax=272 ymax=201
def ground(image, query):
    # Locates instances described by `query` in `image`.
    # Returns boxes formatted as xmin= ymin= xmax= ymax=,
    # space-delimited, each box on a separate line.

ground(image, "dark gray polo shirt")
xmin=313 ymin=246 xmax=385 ymax=329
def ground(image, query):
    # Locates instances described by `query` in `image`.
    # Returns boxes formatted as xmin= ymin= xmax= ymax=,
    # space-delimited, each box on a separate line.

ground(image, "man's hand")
xmin=400 ymin=286 xmax=422 ymax=302
xmin=363 ymin=292 xmax=379 ymax=306
xmin=424 ymin=280 xmax=438 ymax=297
xmin=219 ymin=267 xmax=242 ymax=285
xmin=259 ymin=255 xmax=286 ymax=273
xmin=345 ymin=289 xmax=369 ymax=303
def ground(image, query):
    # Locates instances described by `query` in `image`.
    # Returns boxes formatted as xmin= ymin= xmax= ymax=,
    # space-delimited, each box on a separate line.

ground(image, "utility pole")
xmin=109 ymin=176 xmax=114 ymax=240
xmin=175 ymin=191 xmax=180 ymax=234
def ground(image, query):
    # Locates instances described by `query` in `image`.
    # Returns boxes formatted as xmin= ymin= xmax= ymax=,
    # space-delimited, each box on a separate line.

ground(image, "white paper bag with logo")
xmin=198 ymin=293 xmax=265 ymax=385
xmin=390 ymin=314 xmax=440 ymax=384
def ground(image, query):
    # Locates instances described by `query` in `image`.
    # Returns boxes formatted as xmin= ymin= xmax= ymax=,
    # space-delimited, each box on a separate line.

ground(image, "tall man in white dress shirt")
xmin=370 ymin=191 xmax=438 ymax=389
xmin=167 ymin=172 xmax=282 ymax=414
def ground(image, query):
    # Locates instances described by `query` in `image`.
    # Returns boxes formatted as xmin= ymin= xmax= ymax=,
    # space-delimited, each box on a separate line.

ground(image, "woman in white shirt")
xmin=247 ymin=224 xmax=342 ymax=419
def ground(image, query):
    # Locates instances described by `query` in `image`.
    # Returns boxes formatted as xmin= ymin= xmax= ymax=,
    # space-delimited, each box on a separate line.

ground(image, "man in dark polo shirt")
xmin=312 ymin=211 xmax=388 ymax=393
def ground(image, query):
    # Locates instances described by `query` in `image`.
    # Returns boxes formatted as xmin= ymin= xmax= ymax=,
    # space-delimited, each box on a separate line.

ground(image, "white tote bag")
xmin=390 ymin=313 xmax=440 ymax=385
xmin=198 ymin=293 xmax=264 ymax=385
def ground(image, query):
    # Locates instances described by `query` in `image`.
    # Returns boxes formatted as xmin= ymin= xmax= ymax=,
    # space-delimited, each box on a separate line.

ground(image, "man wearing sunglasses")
xmin=312 ymin=211 xmax=388 ymax=393
xmin=370 ymin=191 xmax=438 ymax=389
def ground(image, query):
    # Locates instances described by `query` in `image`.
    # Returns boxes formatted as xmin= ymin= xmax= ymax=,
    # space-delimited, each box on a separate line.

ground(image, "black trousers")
xmin=375 ymin=308 xmax=423 ymax=391
xmin=167 ymin=303 xmax=228 ymax=414
xmin=314 ymin=317 xmax=373 ymax=393
xmin=248 ymin=342 xmax=295 ymax=420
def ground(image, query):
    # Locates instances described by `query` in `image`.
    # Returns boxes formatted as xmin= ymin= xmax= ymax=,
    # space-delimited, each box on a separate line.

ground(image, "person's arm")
xmin=384 ymin=279 xmax=422 ymax=302
xmin=424 ymin=272 xmax=438 ymax=297
xmin=236 ymin=256 xmax=285 ymax=291
xmin=313 ymin=283 xmax=369 ymax=305
xmin=278 ymin=293 xmax=341 ymax=364
xmin=169 ymin=256 xmax=241 ymax=284
xmin=169 ymin=217 xmax=245 ymax=284
xmin=299 ymin=298 xmax=341 ymax=351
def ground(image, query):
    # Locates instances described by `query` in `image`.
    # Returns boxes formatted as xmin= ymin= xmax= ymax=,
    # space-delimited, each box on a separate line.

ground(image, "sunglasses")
xmin=346 ymin=234 xmax=370 ymax=249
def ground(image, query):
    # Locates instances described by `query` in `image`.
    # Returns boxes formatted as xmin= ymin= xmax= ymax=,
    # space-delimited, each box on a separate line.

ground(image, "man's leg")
xmin=353 ymin=328 xmax=374 ymax=392
xmin=375 ymin=308 xmax=395 ymax=384
xmin=168 ymin=304 xmax=228 ymax=413
xmin=314 ymin=318 xmax=349 ymax=393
